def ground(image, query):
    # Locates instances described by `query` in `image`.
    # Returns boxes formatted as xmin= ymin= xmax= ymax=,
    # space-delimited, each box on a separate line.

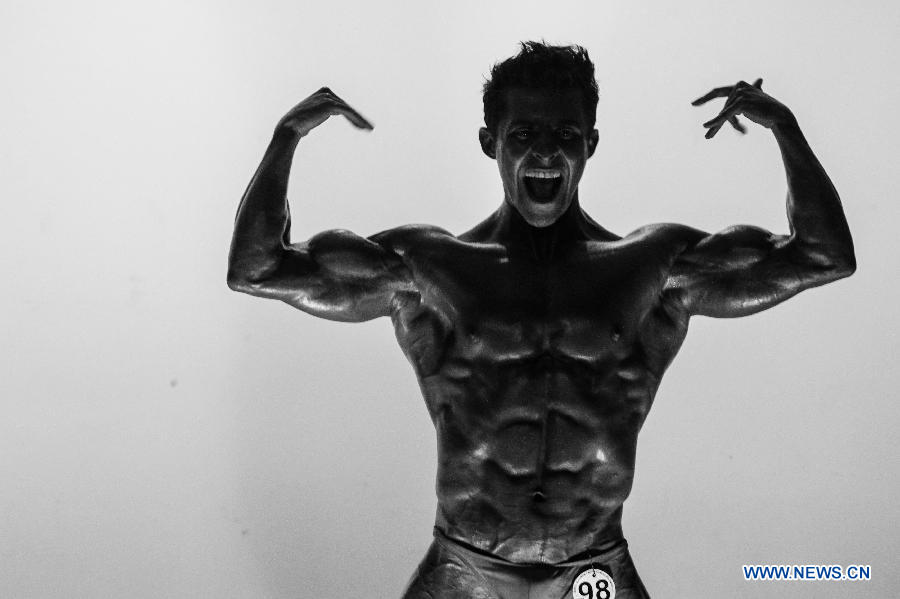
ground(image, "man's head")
xmin=480 ymin=42 xmax=600 ymax=228
xmin=482 ymin=42 xmax=599 ymax=136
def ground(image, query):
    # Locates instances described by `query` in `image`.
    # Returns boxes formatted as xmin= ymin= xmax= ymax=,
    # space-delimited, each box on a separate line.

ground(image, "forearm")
xmin=774 ymin=120 xmax=855 ymax=273
xmin=228 ymin=126 xmax=302 ymax=283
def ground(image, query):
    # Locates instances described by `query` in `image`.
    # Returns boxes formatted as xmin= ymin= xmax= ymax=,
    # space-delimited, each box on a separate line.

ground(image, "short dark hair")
xmin=482 ymin=41 xmax=599 ymax=134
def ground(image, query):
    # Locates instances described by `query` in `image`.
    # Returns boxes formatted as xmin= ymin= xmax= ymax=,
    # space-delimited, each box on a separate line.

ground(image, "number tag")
xmin=572 ymin=568 xmax=615 ymax=599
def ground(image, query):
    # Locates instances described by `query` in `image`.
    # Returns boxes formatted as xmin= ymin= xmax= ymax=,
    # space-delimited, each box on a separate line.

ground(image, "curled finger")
xmin=702 ymin=98 xmax=739 ymax=129
xmin=703 ymin=101 xmax=742 ymax=138
xmin=691 ymin=86 xmax=733 ymax=106
xmin=705 ymin=122 xmax=725 ymax=139
xmin=332 ymin=103 xmax=374 ymax=130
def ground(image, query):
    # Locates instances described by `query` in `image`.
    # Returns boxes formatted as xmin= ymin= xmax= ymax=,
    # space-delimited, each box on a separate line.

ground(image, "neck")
xmin=496 ymin=195 xmax=591 ymax=262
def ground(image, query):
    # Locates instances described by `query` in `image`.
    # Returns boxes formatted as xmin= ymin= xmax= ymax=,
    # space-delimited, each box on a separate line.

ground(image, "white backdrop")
xmin=2 ymin=1 xmax=897 ymax=597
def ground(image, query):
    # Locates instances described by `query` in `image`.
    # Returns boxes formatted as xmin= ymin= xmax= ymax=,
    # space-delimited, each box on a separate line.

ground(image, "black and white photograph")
xmin=2 ymin=1 xmax=897 ymax=597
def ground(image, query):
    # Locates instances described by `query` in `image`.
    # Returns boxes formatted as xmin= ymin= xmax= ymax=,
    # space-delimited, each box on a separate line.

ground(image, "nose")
xmin=531 ymin=134 xmax=559 ymax=163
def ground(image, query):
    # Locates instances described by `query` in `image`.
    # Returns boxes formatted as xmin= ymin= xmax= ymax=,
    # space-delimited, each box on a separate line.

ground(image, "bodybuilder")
xmin=227 ymin=43 xmax=854 ymax=598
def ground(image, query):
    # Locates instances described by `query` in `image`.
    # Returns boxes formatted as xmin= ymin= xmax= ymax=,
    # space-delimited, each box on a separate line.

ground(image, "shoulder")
xmin=623 ymin=223 xmax=707 ymax=247
xmin=610 ymin=223 xmax=708 ymax=264
xmin=369 ymin=224 xmax=456 ymax=256
xmin=623 ymin=223 xmax=784 ymax=268
xmin=623 ymin=222 xmax=776 ymax=249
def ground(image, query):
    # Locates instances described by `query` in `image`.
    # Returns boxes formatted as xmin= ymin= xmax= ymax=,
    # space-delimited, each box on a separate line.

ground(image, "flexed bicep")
xmin=664 ymin=225 xmax=822 ymax=318
xmin=231 ymin=229 xmax=416 ymax=322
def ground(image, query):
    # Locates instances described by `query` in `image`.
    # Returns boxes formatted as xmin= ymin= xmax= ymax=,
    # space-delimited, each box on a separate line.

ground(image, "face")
xmin=480 ymin=87 xmax=598 ymax=227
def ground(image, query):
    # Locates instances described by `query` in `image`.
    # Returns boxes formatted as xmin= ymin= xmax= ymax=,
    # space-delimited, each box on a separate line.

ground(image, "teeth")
xmin=524 ymin=169 xmax=561 ymax=179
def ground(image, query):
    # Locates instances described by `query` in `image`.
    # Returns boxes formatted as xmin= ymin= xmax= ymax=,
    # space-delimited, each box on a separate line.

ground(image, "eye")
xmin=558 ymin=128 xmax=576 ymax=140
xmin=513 ymin=129 xmax=532 ymax=141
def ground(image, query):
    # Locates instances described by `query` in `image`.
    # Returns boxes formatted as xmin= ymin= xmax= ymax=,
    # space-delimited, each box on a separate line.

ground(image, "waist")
xmin=433 ymin=525 xmax=628 ymax=568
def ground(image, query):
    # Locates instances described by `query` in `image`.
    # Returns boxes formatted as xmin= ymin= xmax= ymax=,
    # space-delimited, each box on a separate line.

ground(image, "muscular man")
xmin=227 ymin=43 xmax=854 ymax=598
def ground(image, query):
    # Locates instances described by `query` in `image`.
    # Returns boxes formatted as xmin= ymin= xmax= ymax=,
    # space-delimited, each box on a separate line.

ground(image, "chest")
xmin=408 ymin=242 xmax=670 ymax=363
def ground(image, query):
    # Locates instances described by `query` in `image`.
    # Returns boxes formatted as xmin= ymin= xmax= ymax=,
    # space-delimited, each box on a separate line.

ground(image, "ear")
xmin=478 ymin=127 xmax=496 ymax=159
xmin=587 ymin=129 xmax=599 ymax=158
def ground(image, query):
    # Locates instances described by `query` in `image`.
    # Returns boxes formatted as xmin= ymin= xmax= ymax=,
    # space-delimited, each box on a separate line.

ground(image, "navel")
xmin=610 ymin=326 xmax=622 ymax=343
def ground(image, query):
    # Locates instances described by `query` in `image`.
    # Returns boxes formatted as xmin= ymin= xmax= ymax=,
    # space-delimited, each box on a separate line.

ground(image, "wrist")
xmin=772 ymin=112 xmax=800 ymax=138
xmin=271 ymin=123 xmax=303 ymax=146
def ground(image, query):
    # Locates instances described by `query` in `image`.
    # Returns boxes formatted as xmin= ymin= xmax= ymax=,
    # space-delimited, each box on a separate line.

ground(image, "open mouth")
xmin=522 ymin=168 xmax=563 ymax=203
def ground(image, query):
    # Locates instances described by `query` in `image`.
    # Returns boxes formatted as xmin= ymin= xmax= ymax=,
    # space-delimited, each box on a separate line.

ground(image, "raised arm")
xmin=227 ymin=88 xmax=415 ymax=322
xmin=665 ymin=79 xmax=855 ymax=318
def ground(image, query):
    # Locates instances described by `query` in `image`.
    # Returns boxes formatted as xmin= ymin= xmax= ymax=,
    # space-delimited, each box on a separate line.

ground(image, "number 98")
xmin=575 ymin=579 xmax=612 ymax=599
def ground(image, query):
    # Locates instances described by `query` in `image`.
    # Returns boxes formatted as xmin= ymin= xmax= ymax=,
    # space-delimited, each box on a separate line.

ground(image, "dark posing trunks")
xmin=401 ymin=528 xmax=651 ymax=599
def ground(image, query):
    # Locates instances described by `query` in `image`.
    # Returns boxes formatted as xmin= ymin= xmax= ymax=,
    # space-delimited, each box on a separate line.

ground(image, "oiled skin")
xmin=382 ymin=207 xmax=691 ymax=564
xmin=228 ymin=83 xmax=855 ymax=584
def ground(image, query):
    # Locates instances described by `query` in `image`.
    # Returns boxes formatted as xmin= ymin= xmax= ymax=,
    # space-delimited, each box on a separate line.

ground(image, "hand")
xmin=276 ymin=87 xmax=374 ymax=138
xmin=691 ymin=79 xmax=796 ymax=139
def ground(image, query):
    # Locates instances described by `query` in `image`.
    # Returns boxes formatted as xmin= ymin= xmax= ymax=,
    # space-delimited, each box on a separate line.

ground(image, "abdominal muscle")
xmin=423 ymin=355 xmax=652 ymax=565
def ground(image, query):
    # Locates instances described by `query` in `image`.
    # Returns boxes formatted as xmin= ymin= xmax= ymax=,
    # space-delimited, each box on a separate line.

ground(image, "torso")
xmin=386 ymin=213 xmax=692 ymax=564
